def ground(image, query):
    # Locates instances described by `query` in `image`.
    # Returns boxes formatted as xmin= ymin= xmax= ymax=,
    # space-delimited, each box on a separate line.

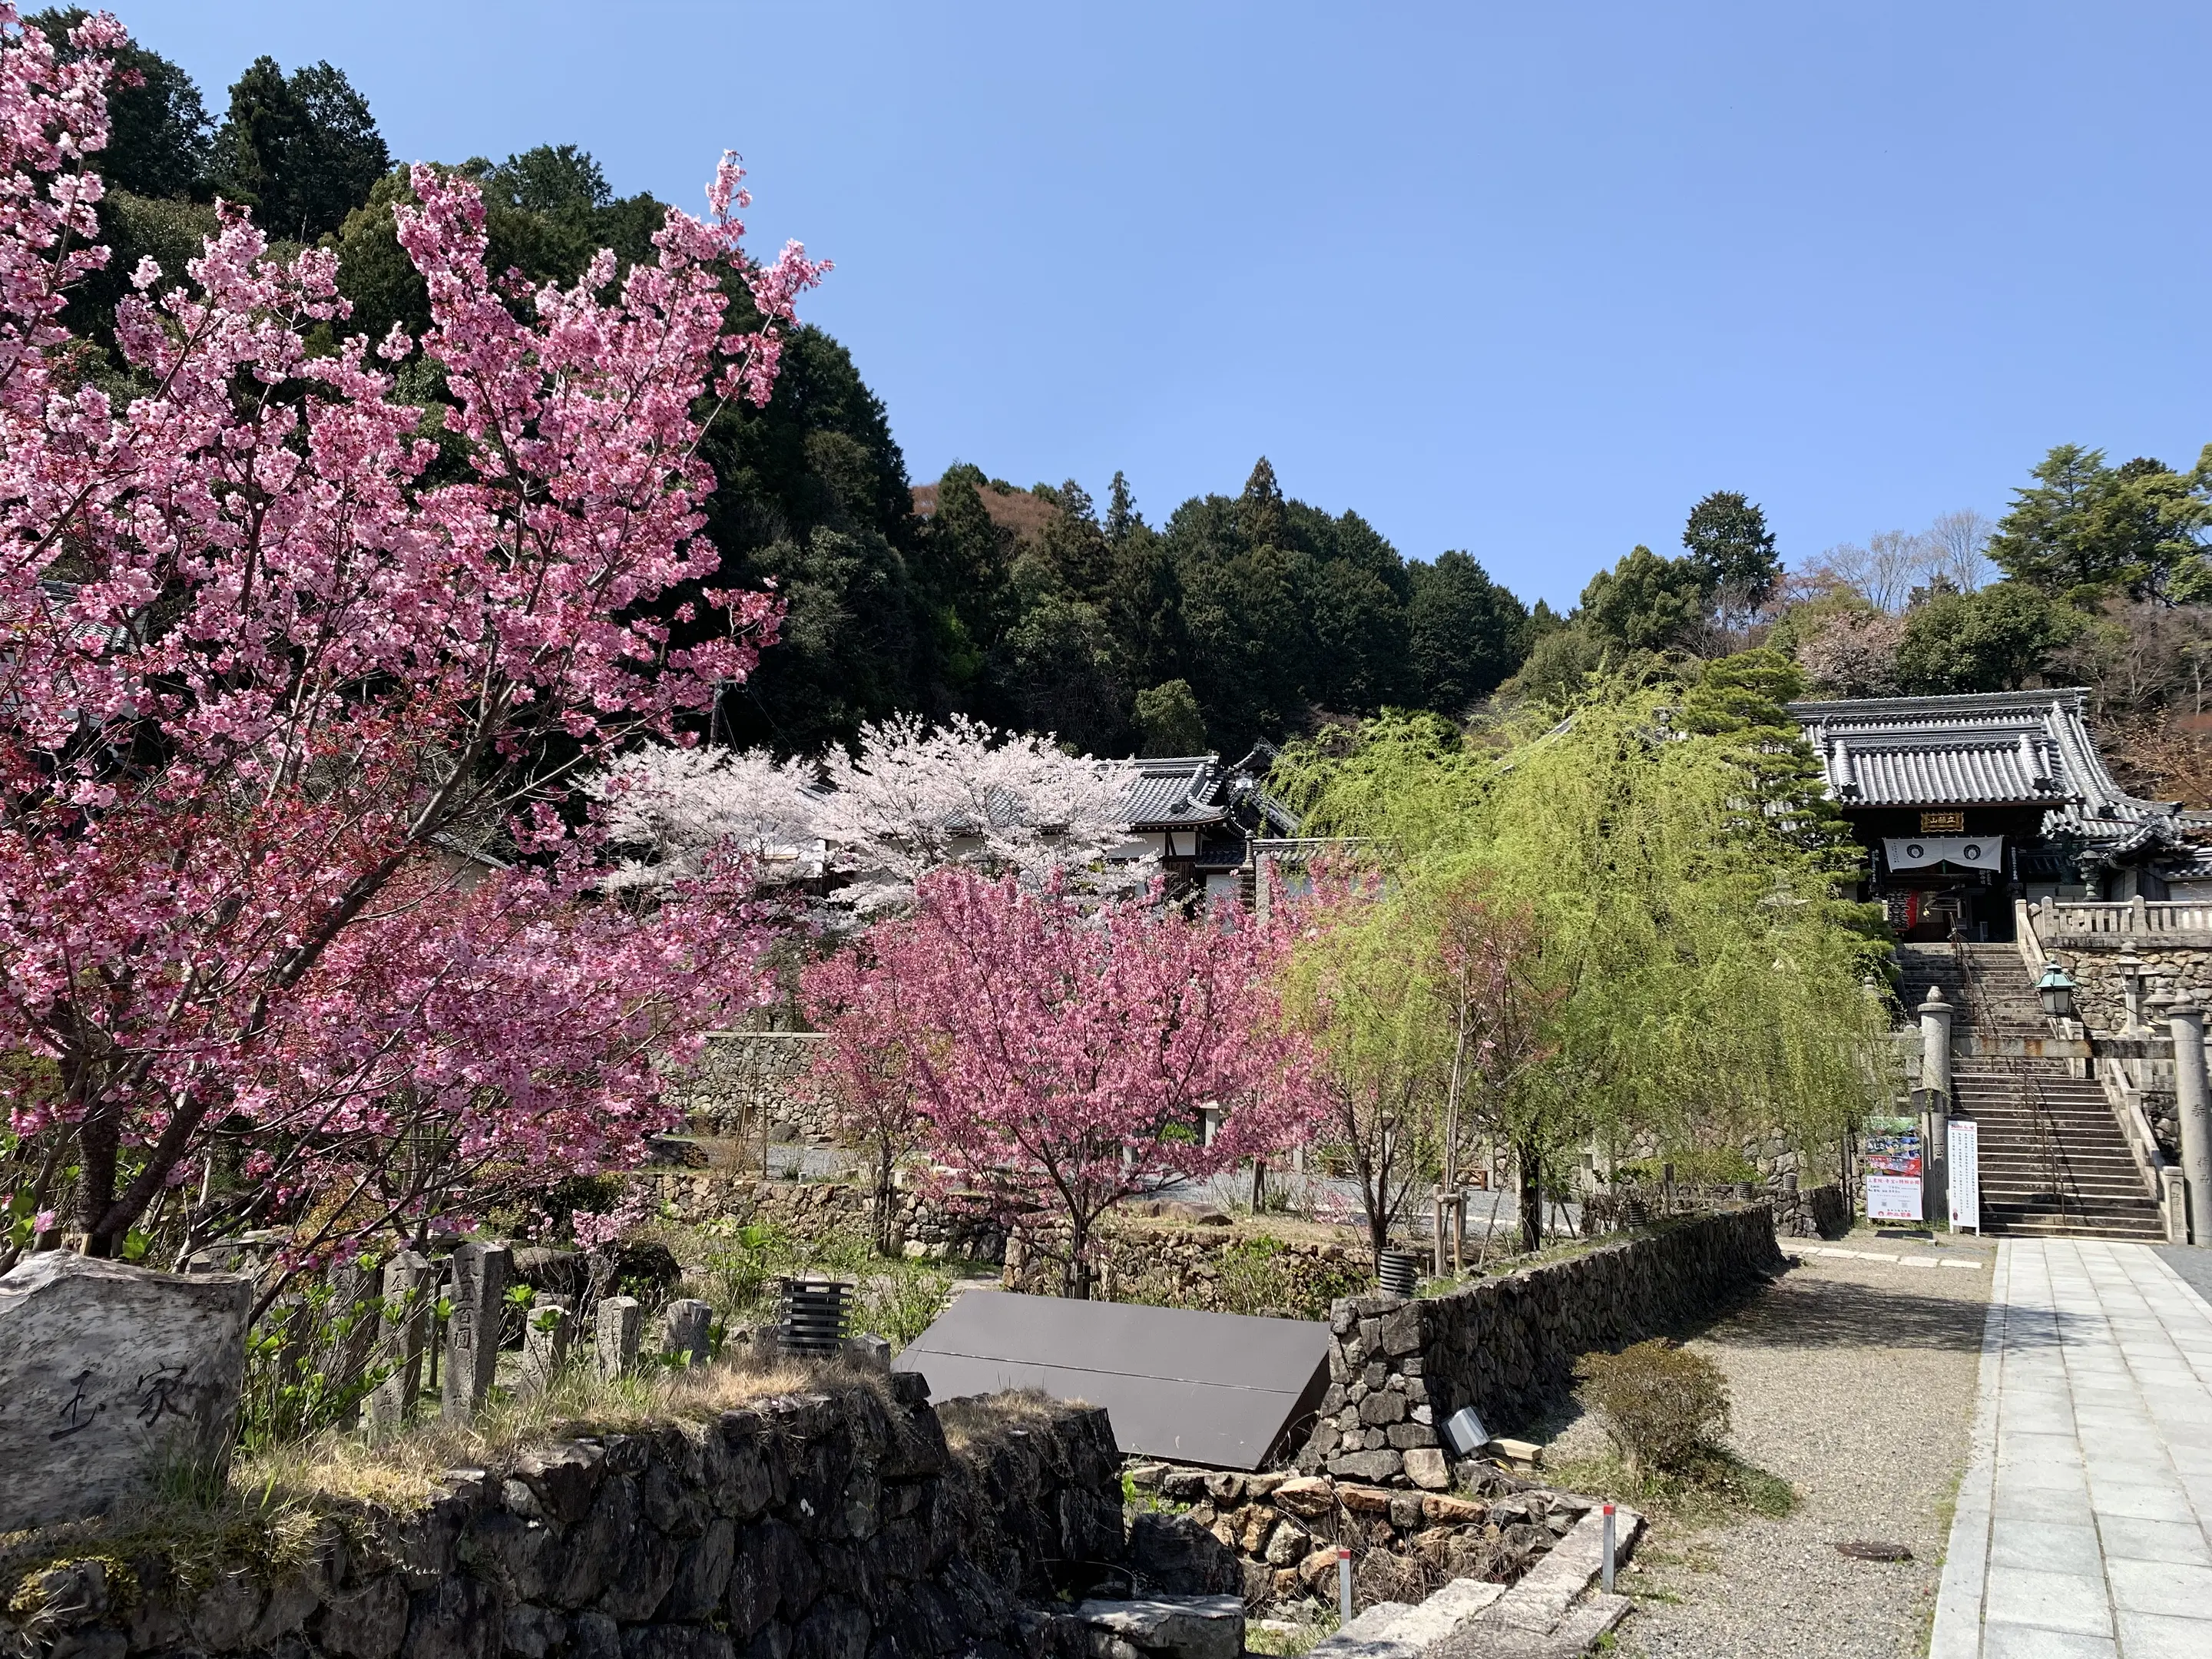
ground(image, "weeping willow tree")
xmin=1277 ymin=652 xmax=1894 ymax=1250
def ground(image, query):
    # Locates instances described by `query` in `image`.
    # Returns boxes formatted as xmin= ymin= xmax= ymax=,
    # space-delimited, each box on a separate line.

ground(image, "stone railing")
xmin=1 ymin=1382 xmax=1230 ymax=1659
xmin=1296 ymin=1205 xmax=1783 ymax=1489
xmin=2032 ymin=897 xmax=2212 ymax=949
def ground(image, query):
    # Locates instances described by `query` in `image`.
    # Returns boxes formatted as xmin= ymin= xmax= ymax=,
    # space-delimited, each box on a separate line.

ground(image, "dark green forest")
xmin=51 ymin=9 xmax=2212 ymax=767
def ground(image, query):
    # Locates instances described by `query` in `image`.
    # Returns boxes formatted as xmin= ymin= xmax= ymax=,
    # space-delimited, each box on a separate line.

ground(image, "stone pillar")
xmin=518 ymin=1299 xmax=571 ymax=1400
xmin=2167 ymin=999 xmax=2212 ymax=1247
xmin=366 ymin=1250 xmax=431 ymax=1445
xmin=441 ymin=1240 xmax=512 ymax=1424
xmin=1919 ymin=987 xmax=1954 ymax=1104
xmin=664 ymin=1297 xmax=714 ymax=1369
xmin=596 ymin=1295 xmax=643 ymax=1379
xmin=2114 ymin=954 xmax=2147 ymax=1033
xmin=1200 ymin=1103 xmax=1223 ymax=1147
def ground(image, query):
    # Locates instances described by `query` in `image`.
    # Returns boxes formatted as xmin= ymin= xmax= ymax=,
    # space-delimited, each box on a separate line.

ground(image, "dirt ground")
xmin=1541 ymin=1229 xmax=1994 ymax=1659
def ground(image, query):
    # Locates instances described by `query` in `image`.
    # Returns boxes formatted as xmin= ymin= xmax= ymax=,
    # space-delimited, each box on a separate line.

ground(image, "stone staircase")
xmin=1309 ymin=1505 xmax=1643 ymax=1659
xmin=1896 ymin=942 xmax=2164 ymax=1242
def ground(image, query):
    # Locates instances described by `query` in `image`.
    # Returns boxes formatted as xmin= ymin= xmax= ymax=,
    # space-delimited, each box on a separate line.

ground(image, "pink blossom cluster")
xmin=803 ymin=868 xmax=1328 ymax=1293
xmin=0 ymin=12 xmax=818 ymax=1259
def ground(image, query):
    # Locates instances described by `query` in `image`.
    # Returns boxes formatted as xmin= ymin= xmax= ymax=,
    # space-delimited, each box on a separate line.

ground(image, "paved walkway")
xmin=1932 ymin=1238 xmax=2212 ymax=1658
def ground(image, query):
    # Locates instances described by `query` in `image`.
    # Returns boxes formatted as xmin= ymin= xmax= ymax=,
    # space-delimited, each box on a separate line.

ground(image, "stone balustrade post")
xmin=2167 ymin=999 xmax=2212 ymax=1247
xmin=1920 ymin=987 xmax=1953 ymax=1219
xmin=1919 ymin=986 xmax=1954 ymax=1105
xmin=442 ymin=1240 xmax=512 ymax=1424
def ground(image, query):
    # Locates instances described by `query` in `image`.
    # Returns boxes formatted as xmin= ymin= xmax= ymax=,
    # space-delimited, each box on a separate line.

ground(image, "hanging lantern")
xmin=2036 ymin=962 xmax=2078 ymax=1018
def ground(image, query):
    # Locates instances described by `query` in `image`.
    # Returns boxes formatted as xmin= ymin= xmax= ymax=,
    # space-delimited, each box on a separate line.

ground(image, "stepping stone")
xmin=1073 ymin=1594 xmax=1244 ymax=1659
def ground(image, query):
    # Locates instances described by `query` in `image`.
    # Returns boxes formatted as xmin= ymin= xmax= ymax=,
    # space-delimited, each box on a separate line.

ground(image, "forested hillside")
xmin=53 ymin=5 xmax=2212 ymax=774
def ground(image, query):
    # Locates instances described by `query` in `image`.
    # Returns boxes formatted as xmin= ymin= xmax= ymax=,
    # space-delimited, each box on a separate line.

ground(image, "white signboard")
xmin=1883 ymin=836 xmax=2003 ymax=873
xmin=1866 ymin=1173 xmax=1924 ymax=1223
xmin=1949 ymin=1118 xmax=1981 ymax=1233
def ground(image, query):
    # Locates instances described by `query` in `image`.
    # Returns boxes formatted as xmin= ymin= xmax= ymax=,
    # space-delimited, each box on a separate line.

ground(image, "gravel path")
xmin=1545 ymin=1233 xmax=1995 ymax=1659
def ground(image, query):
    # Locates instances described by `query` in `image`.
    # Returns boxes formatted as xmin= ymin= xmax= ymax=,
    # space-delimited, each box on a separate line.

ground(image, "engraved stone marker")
xmin=663 ymin=1297 xmax=713 ymax=1368
xmin=519 ymin=1299 xmax=573 ymax=1400
xmin=596 ymin=1295 xmax=642 ymax=1379
xmin=0 ymin=1253 xmax=252 ymax=1532
xmin=442 ymin=1241 xmax=513 ymax=1423
xmin=366 ymin=1250 xmax=432 ymax=1445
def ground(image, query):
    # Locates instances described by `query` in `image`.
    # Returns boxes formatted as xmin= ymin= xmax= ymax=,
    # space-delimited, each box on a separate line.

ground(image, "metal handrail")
xmin=1950 ymin=928 xmax=2078 ymax=1220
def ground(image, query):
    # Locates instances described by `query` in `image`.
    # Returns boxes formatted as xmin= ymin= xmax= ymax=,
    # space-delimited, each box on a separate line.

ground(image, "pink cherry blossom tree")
xmin=0 ymin=12 xmax=822 ymax=1261
xmin=813 ymin=867 xmax=1326 ymax=1296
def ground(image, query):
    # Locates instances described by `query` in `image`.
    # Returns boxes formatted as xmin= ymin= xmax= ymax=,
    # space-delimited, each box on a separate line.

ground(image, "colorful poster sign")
xmin=1863 ymin=1121 xmax=1924 ymax=1223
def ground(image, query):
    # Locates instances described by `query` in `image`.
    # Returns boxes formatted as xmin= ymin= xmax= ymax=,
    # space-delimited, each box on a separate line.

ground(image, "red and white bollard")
xmin=1337 ymin=1545 xmax=1353 ymax=1623
xmin=1601 ymin=1502 xmax=1617 ymax=1592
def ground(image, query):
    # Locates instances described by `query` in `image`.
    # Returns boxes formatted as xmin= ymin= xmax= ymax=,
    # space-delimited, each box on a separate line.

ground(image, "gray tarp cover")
xmin=892 ymin=1289 xmax=1331 ymax=1470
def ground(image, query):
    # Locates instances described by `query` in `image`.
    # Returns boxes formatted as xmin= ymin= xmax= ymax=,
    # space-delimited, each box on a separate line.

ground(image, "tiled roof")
xmin=1786 ymin=687 xmax=2196 ymax=860
xmin=1118 ymin=749 xmax=1299 ymax=836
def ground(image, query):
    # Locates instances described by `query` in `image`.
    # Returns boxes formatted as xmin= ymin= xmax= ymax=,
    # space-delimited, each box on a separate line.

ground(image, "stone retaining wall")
xmin=1002 ymin=1225 xmax=1369 ymax=1321
xmin=1296 ymin=1205 xmax=1783 ymax=1488
xmin=667 ymin=1033 xmax=838 ymax=1144
xmin=634 ymin=1174 xmax=1009 ymax=1265
xmin=2 ymin=1382 xmax=1233 ymax=1659
xmin=1768 ymin=1180 xmax=1849 ymax=1239
xmin=1124 ymin=1461 xmax=1588 ymax=1611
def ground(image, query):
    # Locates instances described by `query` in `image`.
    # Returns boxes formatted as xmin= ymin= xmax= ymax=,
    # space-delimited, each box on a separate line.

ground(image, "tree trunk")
xmin=77 ymin=1114 xmax=119 ymax=1256
xmin=873 ymin=1144 xmax=896 ymax=1257
xmin=1065 ymin=1213 xmax=1091 ymax=1300
xmin=1517 ymin=1137 xmax=1542 ymax=1254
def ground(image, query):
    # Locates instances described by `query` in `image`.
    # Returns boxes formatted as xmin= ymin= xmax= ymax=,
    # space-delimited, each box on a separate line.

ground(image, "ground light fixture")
xmin=2035 ymin=962 xmax=2078 ymax=1019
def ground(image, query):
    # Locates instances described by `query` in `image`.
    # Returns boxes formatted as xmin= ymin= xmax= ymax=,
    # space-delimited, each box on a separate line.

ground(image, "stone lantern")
xmin=2111 ymin=953 xmax=2147 ymax=1031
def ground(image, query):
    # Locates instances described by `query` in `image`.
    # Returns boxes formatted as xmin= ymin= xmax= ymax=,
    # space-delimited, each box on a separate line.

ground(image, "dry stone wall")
xmin=1124 ymin=1461 xmax=1590 ymax=1612
xmin=666 ymin=1035 xmax=836 ymax=1143
xmin=635 ymin=1174 xmax=1009 ymax=1266
xmin=1296 ymin=1205 xmax=1783 ymax=1489
xmin=2 ymin=1382 xmax=1227 ymax=1659
xmin=1002 ymin=1225 xmax=1369 ymax=1321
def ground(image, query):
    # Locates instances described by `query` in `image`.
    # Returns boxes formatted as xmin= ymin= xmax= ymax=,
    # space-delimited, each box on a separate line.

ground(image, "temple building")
xmin=1115 ymin=746 xmax=1301 ymax=906
xmin=1788 ymin=688 xmax=2212 ymax=942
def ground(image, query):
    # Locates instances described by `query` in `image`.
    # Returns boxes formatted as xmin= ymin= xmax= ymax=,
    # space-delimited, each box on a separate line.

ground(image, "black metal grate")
xmin=778 ymin=1277 xmax=850 ymax=1355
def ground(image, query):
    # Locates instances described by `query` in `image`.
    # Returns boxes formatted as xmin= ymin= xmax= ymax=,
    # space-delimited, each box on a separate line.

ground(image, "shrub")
xmin=1574 ymin=1338 xmax=1731 ymax=1474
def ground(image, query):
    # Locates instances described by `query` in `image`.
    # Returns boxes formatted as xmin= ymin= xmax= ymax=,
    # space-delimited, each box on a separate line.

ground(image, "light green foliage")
xmin=1278 ymin=676 xmax=1892 ymax=1238
xmin=239 ymin=1271 xmax=400 ymax=1451
xmin=688 ymin=1219 xmax=951 ymax=1349
xmin=1496 ymin=623 xmax=1615 ymax=713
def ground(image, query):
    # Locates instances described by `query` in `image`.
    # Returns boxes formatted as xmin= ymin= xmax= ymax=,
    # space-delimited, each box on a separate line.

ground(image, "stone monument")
xmin=0 ymin=1253 xmax=252 ymax=1532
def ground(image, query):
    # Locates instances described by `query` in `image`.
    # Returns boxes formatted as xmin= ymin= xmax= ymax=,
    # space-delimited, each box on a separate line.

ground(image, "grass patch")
xmin=1545 ymin=1446 xmax=1797 ymax=1525
xmin=1247 ymin=1611 xmax=1337 ymax=1656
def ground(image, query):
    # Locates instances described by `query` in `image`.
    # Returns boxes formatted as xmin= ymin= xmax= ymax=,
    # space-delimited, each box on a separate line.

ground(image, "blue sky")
xmin=115 ymin=2 xmax=2212 ymax=608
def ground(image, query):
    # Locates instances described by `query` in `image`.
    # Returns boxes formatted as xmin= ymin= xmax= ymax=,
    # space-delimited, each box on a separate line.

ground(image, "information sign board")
xmin=1864 ymin=1121 xmax=1924 ymax=1224
xmin=1948 ymin=1118 xmax=1980 ymax=1233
